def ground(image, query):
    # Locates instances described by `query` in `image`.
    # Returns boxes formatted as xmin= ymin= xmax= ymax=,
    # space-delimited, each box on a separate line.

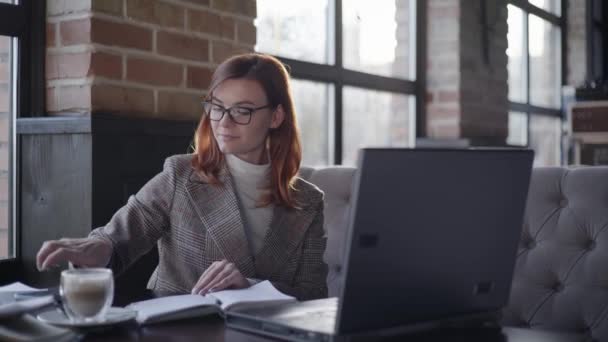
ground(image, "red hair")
xmin=191 ymin=53 xmax=302 ymax=209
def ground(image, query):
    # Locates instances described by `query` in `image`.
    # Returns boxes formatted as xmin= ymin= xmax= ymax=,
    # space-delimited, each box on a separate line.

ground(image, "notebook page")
xmin=0 ymin=282 xmax=46 ymax=293
xmin=209 ymin=280 xmax=295 ymax=311
xmin=126 ymin=294 xmax=218 ymax=323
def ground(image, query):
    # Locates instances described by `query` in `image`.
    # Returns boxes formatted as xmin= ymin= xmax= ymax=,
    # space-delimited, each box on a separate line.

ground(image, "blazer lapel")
xmin=185 ymin=166 xmax=256 ymax=278
xmin=255 ymin=202 xmax=317 ymax=278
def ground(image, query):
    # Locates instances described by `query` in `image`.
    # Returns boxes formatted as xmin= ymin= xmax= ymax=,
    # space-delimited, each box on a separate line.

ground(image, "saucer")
xmin=37 ymin=307 xmax=137 ymax=328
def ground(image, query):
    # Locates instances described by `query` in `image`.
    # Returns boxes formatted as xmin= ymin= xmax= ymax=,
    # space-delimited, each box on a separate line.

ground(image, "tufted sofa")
xmin=299 ymin=165 xmax=608 ymax=341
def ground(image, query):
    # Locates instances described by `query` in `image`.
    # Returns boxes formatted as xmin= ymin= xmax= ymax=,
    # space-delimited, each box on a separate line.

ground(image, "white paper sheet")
xmin=0 ymin=282 xmax=46 ymax=293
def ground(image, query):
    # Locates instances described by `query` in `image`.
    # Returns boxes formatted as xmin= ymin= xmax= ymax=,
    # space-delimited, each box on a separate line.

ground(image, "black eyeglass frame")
xmin=202 ymin=101 xmax=273 ymax=125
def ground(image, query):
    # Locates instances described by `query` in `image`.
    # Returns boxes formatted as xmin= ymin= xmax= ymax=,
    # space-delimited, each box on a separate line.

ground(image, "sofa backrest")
xmin=502 ymin=167 xmax=608 ymax=341
xmin=300 ymin=166 xmax=356 ymax=297
xmin=300 ymin=165 xmax=608 ymax=341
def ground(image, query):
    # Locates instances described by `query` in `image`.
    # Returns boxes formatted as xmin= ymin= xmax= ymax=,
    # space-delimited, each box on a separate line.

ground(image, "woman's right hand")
xmin=36 ymin=238 xmax=113 ymax=271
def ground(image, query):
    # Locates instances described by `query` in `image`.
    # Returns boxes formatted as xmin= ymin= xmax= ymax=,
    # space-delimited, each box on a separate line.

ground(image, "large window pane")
xmin=529 ymin=15 xmax=561 ymax=109
xmin=529 ymin=0 xmax=561 ymax=16
xmin=507 ymin=5 xmax=527 ymax=103
xmin=530 ymin=115 xmax=561 ymax=166
xmin=292 ymin=79 xmax=334 ymax=166
xmin=255 ymin=0 xmax=332 ymax=64
xmin=507 ymin=111 xmax=527 ymax=146
xmin=343 ymin=0 xmax=414 ymax=79
xmin=0 ymin=36 xmax=12 ymax=259
xmin=342 ymin=86 xmax=413 ymax=166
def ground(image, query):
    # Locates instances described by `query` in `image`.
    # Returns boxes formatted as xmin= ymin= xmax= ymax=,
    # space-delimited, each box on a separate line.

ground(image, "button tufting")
xmin=553 ymin=282 xmax=564 ymax=292
xmin=587 ymin=240 xmax=596 ymax=251
xmin=526 ymin=240 xmax=536 ymax=249
xmin=579 ymin=325 xmax=592 ymax=335
xmin=559 ymin=198 xmax=568 ymax=208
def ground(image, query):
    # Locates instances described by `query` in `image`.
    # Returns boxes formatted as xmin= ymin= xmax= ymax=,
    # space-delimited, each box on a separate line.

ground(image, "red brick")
xmin=47 ymin=87 xmax=59 ymax=112
xmin=188 ymin=9 xmax=234 ymax=39
xmin=0 ymin=116 xmax=7 ymax=143
xmin=181 ymin=0 xmax=210 ymax=6
xmin=91 ymin=52 xmax=122 ymax=79
xmin=92 ymin=0 xmax=124 ymax=17
xmin=46 ymin=52 xmax=91 ymax=80
xmin=220 ymin=16 xmax=236 ymax=40
xmin=0 ymin=205 xmax=7 ymax=230
xmin=426 ymin=92 xmax=434 ymax=103
xmin=0 ymin=144 xmax=6 ymax=171
xmin=60 ymin=18 xmax=91 ymax=46
xmin=428 ymin=121 xmax=460 ymax=139
xmin=236 ymin=19 xmax=255 ymax=45
xmin=212 ymin=0 xmax=255 ymax=17
xmin=47 ymin=0 xmax=91 ymax=16
xmin=437 ymin=90 xmax=459 ymax=102
xmin=0 ymin=63 xmax=7 ymax=83
xmin=157 ymin=31 xmax=209 ymax=62
xmin=427 ymin=105 xmax=460 ymax=120
xmin=186 ymin=66 xmax=212 ymax=90
xmin=47 ymin=23 xmax=57 ymax=47
xmin=158 ymin=91 xmax=203 ymax=120
xmin=0 ymin=177 xmax=7 ymax=202
xmin=92 ymin=84 xmax=154 ymax=115
xmin=126 ymin=0 xmax=185 ymax=29
xmin=92 ymin=18 xmax=152 ymax=51
xmin=58 ymin=85 xmax=91 ymax=111
xmin=127 ymin=57 xmax=182 ymax=86
xmin=0 ymin=88 xmax=8 ymax=112
xmin=428 ymin=4 xmax=459 ymax=18
xmin=0 ymin=37 xmax=8 ymax=53
xmin=0 ymin=229 xmax=7 ymax=259
xmin=211 ymin=41 xmax=249 ymax=63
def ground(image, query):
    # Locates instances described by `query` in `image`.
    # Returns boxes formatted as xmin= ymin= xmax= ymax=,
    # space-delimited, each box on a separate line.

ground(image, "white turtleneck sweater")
xmin=225 ymin=154 xmax=274 ymax=255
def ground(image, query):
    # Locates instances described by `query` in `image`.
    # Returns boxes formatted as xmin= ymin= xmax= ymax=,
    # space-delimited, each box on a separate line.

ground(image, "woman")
xmin=36 ymin=53 xmax=328 ymax=301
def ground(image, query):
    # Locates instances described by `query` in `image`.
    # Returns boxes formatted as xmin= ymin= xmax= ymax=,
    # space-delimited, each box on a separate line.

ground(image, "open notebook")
xmin=125 ymin=280 xmax=296 ymax=325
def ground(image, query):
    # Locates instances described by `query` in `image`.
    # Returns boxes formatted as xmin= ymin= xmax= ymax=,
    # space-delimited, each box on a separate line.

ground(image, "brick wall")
xmin=567 ymin=0 xmax=586 ymax=86
xmin=427 ymin=0 xmax=508 ymax=144
xmin=426 ymin=0 xmax=587 ymax=144
xmin=426 ymin=0 xmax=461 ymax=139
xmin=47 ymin=0 xmax=256 ymax=120
xmin=426 ymin=0 xmax=509 ymax=143
xmin=460 ymin=0 xmax=509 ymax=142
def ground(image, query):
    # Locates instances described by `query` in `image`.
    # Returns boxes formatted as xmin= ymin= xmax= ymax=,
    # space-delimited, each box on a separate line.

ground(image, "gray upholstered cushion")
xmin=301 ymin=164 xmax=608 ymax=340
xmin=300 ymin=166 xmax=356 ymax=297
xmin=502 ymin=167 xmax=608 ymax=341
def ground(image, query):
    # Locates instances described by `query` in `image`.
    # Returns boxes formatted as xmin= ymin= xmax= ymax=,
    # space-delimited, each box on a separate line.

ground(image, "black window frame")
xmin=507 ymin=0 xmax=567 ymax=163
xmin=0 ymin=0 xmax=45 ymax=282
xmin=257 ymin=0 xmax=425 ymax=165
xmin=586 ymin=0 xmax=608 ymax=80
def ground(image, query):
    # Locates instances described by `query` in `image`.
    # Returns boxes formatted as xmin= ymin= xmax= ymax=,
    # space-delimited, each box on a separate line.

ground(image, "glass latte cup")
xmin=60 ymin=268 xmax=114 ymax=323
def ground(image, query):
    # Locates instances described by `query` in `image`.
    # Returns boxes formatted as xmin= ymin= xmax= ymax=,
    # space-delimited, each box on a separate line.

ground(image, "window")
xmin=256 ymin=0 xmax=421 ymax=166
xmin=0 ymin=0 xmax=44 ymax=271
xmin=507 ymin=0 xmax=565 ymax=166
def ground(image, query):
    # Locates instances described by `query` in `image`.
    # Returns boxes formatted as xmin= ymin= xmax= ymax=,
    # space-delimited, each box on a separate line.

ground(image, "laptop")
xmin=226 ymin=148 xmax=534 ymax=341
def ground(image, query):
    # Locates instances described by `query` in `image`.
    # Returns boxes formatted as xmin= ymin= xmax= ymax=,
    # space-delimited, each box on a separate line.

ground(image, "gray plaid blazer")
xmin=89 ymin=154 xmax=328 ymax=300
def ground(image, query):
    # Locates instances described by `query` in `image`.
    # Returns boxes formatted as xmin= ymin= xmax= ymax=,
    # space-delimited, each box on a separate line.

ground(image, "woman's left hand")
xmin=191 ymin=259 xmax=250 ymax=295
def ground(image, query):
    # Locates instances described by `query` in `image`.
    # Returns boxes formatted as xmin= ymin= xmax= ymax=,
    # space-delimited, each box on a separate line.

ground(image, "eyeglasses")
xmin=202 ymin=101 xmax=272 ymax=125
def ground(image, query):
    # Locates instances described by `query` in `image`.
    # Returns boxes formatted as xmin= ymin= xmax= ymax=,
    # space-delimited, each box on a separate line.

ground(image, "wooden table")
xmin=0 ymin=292 xmax=587 ymax=341
xmin=74 ymin=320 xmax=588 ymax=342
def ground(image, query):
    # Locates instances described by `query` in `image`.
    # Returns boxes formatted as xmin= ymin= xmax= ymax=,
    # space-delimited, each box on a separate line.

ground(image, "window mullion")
xmin=334 ymin=0 xmax=342 ymax=164
xmin=525 ymin=8 xmax=531 ymax=147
